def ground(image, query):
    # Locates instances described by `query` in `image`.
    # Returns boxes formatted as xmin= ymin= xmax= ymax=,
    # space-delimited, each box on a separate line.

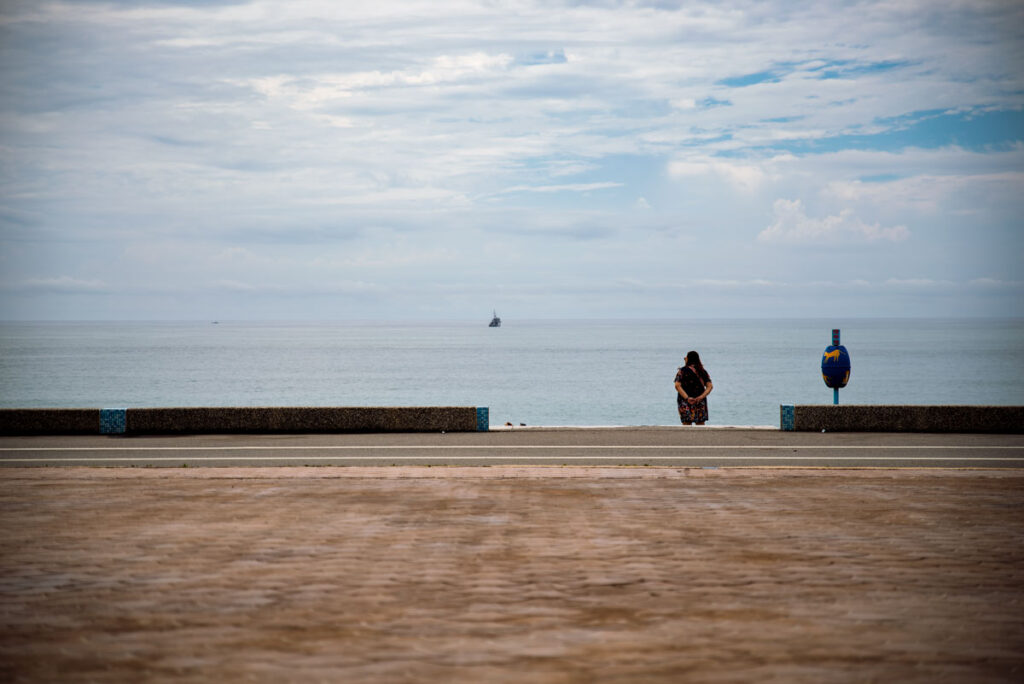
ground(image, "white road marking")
xmin=3 ymin=444 xmax=1022 ymax=464
xmin=2 ymin=456 xmax=1024 ymax=463
xmin=0 ymin=444 xmax=1021 ymax=452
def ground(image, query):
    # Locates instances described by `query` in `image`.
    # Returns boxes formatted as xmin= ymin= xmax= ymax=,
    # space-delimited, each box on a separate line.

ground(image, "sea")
xmin=1 ymin=319 xmax=1022 ymax=428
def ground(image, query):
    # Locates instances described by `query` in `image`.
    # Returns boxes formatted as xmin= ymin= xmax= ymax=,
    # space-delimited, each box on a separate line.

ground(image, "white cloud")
xmin=668 ymin=158 xmax=767 ymax=192
xmin=16 ymin=276 xmax=108 ymax=293
xmin=241 ymin=52 xmax=515 ymax=111
xmin=693 ymin=279 xmax=776 ymax=289
xmin=825 ymin=169 xmax=1024 ymax=213
xmin=967 ymin=278 xmax=1023 ymax=289
xmin=0 ymin=0 xmax=1020 ymax=319
xmin=497 ymin=182 xmax=623 ymax=195
xmin=670 ymin=98 xmax=697 ymax=110
xmin=211 ymin=279 xmax=384 ymax=296
xmin=885 ymin=278 xmax=950 ymax=287
xmin=758 ymin=199 xmax=910 ymax=244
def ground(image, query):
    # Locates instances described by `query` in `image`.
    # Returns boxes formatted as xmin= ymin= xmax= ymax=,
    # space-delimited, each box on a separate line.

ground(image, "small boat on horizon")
xmin=489 ymin=310 xmax=501 ymax=327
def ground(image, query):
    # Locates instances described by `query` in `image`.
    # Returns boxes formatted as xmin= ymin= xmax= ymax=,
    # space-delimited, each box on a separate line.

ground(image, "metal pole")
xmin=832 ymin=329 xmax=840 ymax=405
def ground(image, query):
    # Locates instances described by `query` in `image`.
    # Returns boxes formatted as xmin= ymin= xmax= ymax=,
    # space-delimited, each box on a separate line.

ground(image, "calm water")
xmin=1 ymin=319 xmax=1022 ymax=427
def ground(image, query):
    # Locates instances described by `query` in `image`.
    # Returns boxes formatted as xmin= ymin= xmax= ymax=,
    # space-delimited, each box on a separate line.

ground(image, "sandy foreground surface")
xmin=1 ymin=466 xmax=1022 ymax=683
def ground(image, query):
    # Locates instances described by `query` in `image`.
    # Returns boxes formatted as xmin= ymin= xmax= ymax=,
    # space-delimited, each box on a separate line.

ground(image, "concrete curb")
xmin=780 ymin=404 xmax=1024 ymax=433
xmin=0 ymin=407 xmax=488 ymax=436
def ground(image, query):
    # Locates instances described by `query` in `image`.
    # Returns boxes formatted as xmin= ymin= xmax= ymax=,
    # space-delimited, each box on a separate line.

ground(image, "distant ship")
xmin=488 ymin=310 xmax=501 ymax=327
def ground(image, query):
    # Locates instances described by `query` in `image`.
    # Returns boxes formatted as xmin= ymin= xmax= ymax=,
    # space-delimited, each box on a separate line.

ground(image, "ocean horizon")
xmin=2 ymin=318 xmax=1022 ymax=428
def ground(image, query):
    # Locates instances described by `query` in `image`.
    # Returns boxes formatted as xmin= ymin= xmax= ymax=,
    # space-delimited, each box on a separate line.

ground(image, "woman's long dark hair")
xmin=685 ymin=350 xmax=707 ymax=379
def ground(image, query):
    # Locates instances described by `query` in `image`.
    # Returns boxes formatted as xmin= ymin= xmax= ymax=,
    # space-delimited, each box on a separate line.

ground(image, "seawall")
xmin=781 ymin=405 xmax=1024 ymax=433
xmin=4 ymin=405 xmax=1022 ymax=435
xmin=0 ymin=407 xmax=489 ymax=436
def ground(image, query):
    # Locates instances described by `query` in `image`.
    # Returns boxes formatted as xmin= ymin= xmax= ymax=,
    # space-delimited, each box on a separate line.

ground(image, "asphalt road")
xmin=2 ymin=427 xmax=1023 ymax=468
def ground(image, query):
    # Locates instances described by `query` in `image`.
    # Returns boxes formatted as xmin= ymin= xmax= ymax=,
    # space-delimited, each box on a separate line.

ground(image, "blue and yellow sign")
xmin=821 ymin=328 xmax=851 ymax=389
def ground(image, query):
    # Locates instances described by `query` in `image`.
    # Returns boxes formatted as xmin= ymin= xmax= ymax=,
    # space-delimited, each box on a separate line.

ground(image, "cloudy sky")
xmin=1 ymin=0 xmax=1021 ymax=320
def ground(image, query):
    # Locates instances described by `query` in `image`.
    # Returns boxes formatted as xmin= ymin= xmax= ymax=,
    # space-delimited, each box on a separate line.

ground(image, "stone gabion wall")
xmin=781 ymin=405 xmax=1023 ymax=433
xmin=0 ymin=407 xmax=487 ymax=435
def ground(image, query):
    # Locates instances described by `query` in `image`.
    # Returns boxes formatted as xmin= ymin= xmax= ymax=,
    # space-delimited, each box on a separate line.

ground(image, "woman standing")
xmin=674 ymin=350 xmax=713 ymax=426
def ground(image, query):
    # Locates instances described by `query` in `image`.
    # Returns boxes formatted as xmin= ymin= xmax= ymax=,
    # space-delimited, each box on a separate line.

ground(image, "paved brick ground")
xmin=1 ymin=467 xmax=1023 ymax=683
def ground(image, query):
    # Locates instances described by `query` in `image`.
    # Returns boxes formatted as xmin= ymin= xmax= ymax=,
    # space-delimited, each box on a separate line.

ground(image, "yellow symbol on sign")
xmin=822 ymin=349 xmax=841 ymax=363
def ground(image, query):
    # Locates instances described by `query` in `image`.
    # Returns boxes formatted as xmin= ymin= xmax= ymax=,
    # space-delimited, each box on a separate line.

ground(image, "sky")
xmin=0 ymin=0 xmax=1022 ymax=320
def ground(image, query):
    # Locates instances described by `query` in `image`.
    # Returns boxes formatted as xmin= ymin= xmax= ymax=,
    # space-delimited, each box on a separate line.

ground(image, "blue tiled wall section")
xmin=780 ymin=405 xmax=795 ymax=431
xmin=100 ymin=408 xmax=127 ymax=434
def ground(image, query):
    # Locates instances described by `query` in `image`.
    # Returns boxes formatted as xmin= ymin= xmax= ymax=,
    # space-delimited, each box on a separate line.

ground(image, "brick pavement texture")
xmin=1 ymin=467 xmax=1022 ymax=683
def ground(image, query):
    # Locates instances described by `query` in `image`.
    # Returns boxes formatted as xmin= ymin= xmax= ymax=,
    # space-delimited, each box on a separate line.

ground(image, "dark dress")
xmin=675 ymin=365 xmax=710 ymax=424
